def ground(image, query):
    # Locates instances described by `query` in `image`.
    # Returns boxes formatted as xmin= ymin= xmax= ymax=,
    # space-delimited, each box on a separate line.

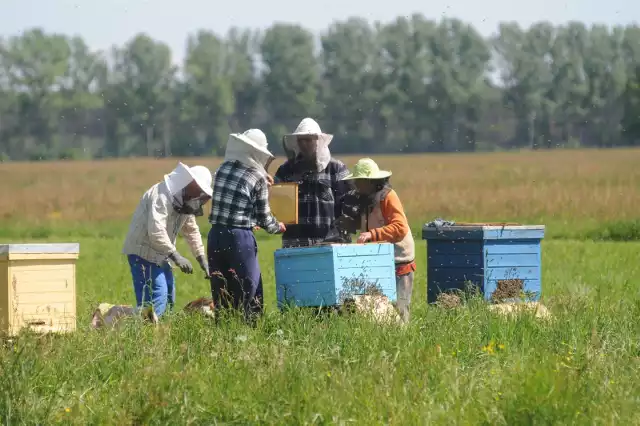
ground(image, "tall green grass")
xmin=1 ymin=232 xmax=640 ymax=424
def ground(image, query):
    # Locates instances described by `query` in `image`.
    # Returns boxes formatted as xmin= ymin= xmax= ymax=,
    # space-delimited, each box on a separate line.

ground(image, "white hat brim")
xmin=229 ymin=133 xmax=274 ymax=158
xmin=185 ymin=168 xmax=213 ymax=197
xmin=164 ymin=162 xmax=198 ymax=196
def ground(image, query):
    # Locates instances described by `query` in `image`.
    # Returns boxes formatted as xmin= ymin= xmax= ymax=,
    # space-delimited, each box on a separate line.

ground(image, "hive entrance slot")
xmin=26 ymin=320 xmax=46 ymax=326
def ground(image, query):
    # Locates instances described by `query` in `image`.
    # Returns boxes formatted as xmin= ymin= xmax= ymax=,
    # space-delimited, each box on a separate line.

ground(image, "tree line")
xmin=1 ymin=16 xmax=639 ymax=161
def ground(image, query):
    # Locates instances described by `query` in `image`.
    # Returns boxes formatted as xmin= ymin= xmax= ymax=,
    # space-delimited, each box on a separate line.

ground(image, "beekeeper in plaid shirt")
xmin=208 ymin=129 xmax=286 ymax=320
xmin=274 ymin=118 xmax=352 ymax=248
xmin=122 ymin=162 xmax=213 ymax=317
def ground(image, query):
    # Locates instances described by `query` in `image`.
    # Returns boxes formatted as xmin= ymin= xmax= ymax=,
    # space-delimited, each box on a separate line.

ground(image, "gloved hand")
xmin=196 ymin=255 xmax=209 ymax=278
xmin=169 ymin=251 xmax=193 ymax=274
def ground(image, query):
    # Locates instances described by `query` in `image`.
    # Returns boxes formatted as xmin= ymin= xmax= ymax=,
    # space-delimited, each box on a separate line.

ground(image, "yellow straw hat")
xmin=341 ymin=158 xmax=392 ymax=181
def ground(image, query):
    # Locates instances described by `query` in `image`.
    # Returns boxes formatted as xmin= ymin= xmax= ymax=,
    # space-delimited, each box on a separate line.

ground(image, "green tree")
xmin=427 ymin=18 xmax=491 ymax=151
xmin=58 ymin=36 xmax=107 ymax=158
xmin=542 ymin=23 xmax=589 ymax=147
xmin=621 ymin=64 xmax=640 ymax=145
xmin=494 ymin=22 xmax=553 ymax=148
xmin=582 ymin=25 xmax=627 ymax=147
xmin=104 ymin=34 xmax=176 ymax=157
xmin=260 ymin=23 xmax=319 ymax=147
xmin=1 ymin=18 xmax=640 ymax=159
xmin=321 ymin=17 xmax=384 ymax=152
xmin=0 ymin=29 xmax=70 ymax=160
xmin=180 ymin=30 xmax=234 ymax=156
xmin=376 ymin=15 xmax=437 ymax=152
xmin=225 ymin=27 xmax=262 ymax=133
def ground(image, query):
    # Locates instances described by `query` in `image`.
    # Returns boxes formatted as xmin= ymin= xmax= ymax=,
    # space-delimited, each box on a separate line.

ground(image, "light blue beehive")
xmin=422 ymin=224 xmax=545 ymax=303
xmin=274 ymin=243 xmax=396 ymax=308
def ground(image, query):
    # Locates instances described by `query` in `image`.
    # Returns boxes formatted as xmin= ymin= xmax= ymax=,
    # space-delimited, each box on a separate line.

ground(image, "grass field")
xmin=1 ymin=149 xmax=640 ymax=424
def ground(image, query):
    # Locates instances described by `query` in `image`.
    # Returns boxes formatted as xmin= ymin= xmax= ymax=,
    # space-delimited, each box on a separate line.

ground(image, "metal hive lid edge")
xmin=0 ymin=243 xmax=80 ymax=254
xmin=422 ymin=224 xmax=545 ymax=231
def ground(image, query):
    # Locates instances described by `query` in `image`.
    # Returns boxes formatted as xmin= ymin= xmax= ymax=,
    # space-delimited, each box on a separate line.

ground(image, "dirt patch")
xmin=491 ymin=279 xmax=524 ymax=303
xmin=435 ymin=292 xmax=462 ymax=309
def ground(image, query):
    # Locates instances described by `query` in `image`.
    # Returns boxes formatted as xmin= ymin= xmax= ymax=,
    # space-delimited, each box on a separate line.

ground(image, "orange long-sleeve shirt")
xmin=369 ymin=189 xmax=409 ymax=243
xmin=368 ymin=189 xmax=416 ymax=276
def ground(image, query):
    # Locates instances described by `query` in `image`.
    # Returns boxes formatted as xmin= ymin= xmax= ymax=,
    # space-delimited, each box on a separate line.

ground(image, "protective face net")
xmin=172 ymin=188 xmax=207 ymax=216
xmin=283 ymin=134 xmax=332 ymax=172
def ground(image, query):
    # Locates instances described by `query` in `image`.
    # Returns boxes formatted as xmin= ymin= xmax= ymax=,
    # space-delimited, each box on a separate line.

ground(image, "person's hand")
xmin=196 ymin=255 xmax=209 ymax=278
xmin=266 ymin=174 xmax=274 ymax=187
xmin=253 ymin=226 xmax=261 ymax=232
xmin=169 ymin=251 xmax=193 ymax=274
xmin=357 ymin=232 xmax=372 ymax=244
xmin=278 ymin=222 xmax=287 ymax=233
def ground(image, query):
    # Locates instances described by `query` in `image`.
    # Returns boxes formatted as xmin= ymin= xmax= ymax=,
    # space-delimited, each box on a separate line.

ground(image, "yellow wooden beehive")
xmin=0 ymin=243 xmax=79 ymax=336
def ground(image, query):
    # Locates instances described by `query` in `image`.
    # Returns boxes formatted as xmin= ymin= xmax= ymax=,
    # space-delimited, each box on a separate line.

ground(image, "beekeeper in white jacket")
xmin=122 ymin=162 xmax=212 ymax=317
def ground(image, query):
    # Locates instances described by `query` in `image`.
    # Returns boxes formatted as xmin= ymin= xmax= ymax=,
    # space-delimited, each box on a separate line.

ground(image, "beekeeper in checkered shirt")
xmin=207 ymin=129 xmax=286 ymax=321
xmin=274 ymin=118 xmax=352 ymax=248
xmin=122 ymin=162 xmax=213 ymax=318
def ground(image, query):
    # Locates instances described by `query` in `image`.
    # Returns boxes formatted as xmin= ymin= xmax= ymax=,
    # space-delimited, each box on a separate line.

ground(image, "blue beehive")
xmin=274 ymin=243 xmax=396 ymax=308
xmin=422 ymin=224 xmax=545 ymax=303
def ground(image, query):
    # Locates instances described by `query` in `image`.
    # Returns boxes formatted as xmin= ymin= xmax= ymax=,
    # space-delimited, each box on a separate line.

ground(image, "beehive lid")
xmin=275 ymin=242 xmax=393 ymax=258
xmin=422 ymin=224 xmax=545 ymax=240
xmin=0 ymin=243 xmax=80 ymax=260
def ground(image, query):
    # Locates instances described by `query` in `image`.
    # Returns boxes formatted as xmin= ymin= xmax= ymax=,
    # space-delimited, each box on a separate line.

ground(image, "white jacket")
xmin=122 ymin=181 xmax=205 ymax=265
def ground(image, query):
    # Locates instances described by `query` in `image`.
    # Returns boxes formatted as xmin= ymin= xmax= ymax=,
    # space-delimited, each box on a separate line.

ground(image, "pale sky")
xmin=2 ymin=0 xmax=638 ymax=65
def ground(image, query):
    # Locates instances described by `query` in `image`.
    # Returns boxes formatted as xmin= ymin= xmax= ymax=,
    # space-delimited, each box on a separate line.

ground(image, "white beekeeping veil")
xmin=282 ymin=118 xmax=333 ymax=172
xmin=163 ymin=162 xmax=213 ymax=215
xmin=223 ymin=129 xmax=275 ymax=176
xmin=164 ymin=162 xmax=212 ymax=197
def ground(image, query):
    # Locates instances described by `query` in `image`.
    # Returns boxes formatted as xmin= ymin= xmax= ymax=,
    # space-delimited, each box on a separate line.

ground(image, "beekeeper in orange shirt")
xmin=341 ymin=158 xmax=416 ymax=323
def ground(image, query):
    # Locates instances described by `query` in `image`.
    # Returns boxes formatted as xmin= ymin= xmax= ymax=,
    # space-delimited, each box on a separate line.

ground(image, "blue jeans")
xmin=128 ymin=254 xmax=175 ymax=317
xmin=207 ymin=225 xmax=263 ymax=320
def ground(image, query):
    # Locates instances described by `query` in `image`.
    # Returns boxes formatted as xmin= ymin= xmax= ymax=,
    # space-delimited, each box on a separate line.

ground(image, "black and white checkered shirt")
xmin=208 ymin=160 xmax=280 ymax=234
xmin=274 ymin=157 xmax=351 ymax=247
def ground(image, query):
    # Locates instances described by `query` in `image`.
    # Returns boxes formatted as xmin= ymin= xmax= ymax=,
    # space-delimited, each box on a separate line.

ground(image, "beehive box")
xmin=422 ymin=225 xmax=545 ymax=303
xmin=0 ymin=243 xmax=79 ymax=335
xmin=269 ymin=183 xmax=298 ymax=225
xmin=274 ymin=243 xmax=396 ymax=308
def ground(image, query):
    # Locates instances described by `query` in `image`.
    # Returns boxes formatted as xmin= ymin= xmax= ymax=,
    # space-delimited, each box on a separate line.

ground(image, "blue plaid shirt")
xmin=274 ymin=157 xmax=351 ymax=247
xmin=209 ymin=160 xmax=280 ymax=234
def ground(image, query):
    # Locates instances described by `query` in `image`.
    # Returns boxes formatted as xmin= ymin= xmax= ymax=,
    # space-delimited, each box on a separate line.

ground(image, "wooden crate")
xmin=0 ymin=243 xmax=79 ymax=336
xmin=422 ymin=225 xmax=545 ymax=303
xmin=269 ymin=183 xmax=298 ymax=225
xmin=274 ymin=243 xmax=396 ymax=308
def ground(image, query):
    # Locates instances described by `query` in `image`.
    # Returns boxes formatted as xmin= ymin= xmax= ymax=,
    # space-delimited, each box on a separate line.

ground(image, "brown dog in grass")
xmin=91 ymin=297 xmax=215 ymax=329
xmin=183 ymin=297 xmax=215 ymax=318
xmin=90 ymin=303 xmax=158 ymax=329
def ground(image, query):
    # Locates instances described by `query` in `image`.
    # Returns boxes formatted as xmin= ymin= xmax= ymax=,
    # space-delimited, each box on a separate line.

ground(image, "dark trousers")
xmin=207 ymin=225 xmax=263 ymax=320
